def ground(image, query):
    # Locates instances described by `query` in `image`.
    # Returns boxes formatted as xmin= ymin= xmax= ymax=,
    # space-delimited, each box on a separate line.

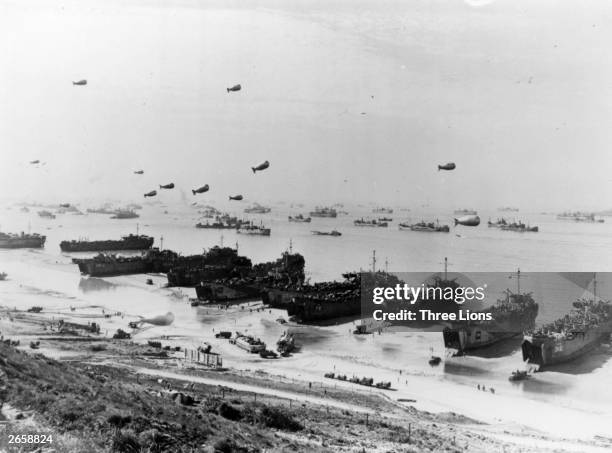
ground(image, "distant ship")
xmin=236 ymin=222 xmax=271 ymax=236
xmin=196 ymin=214 xmax=245 ymax=230
xmin=487 ymin=218 xmax=508 ymax=228
xmin=110 ymin=210 xmax=139 ymax=219
xmin=498 ymin=207 xmax=519 ymax=212
xmin=522 ymin=278 xmax=612 ymax=368
xmin=500 ymin=221 xmax=538 ymax=232
xmin=312 ymin=230 xmax=341 ymax=236
xmin=354 ymin=218 xmax=388 ymax=227
xmin=398 ymin=221 xmax=449 ymax=232
xmin=443 ymin=290 xmax=539 ymax=352
xmin=372 ymin=207 xmax=393 ymax=214
xmin=60 ymin=234 xmax=154 ymax=252
xmin=0 ymin=232 xmax=46 ymax=249
xmin=556 ymin=212 xmax=604 ymax=223
xmin=87 ymin=207 xmax=116 ymax=215
xmin=38 ymin=210 xmax=56 ymax=219
xmin=288 ymin=214 xmax=311 ymax=223
xmin=243 ymin=204 xmax=271 ymax=214
xmin=309 ymin=207 xmax=337 ymax=218
xmin=454 ymin=209 xmax=477 ymax=216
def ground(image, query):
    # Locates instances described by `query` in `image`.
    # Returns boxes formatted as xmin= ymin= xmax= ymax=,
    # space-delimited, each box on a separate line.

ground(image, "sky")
xmin=1 ymin=0 xmax=611 ymax=211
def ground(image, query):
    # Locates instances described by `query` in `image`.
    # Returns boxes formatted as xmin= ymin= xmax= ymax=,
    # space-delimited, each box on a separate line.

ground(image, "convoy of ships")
xmin=4 ymin=201 xmax=612 ymax=372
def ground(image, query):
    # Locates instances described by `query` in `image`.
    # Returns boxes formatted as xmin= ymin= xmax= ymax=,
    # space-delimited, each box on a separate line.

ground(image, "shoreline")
xmin=0 ymin=308 xmax=610 ymax=452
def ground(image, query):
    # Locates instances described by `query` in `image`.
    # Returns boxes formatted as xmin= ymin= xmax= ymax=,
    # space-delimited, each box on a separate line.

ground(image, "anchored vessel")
xmin=236 ymin=222 xmax=271 ymax=236
xmin=311 ymin=230 xmax=341 ymax=236
xmin=309 ymin=207 xmax=337 ymax=218
xmin=372 ymin=207 xmax=393 ymax=214
xmin=399 ymin=221 xmax=449 ymax=232
xmin=354 ymin=218 xmax=388 ymax=227
xmin=196 ymin=214 xmax=245 ymax=230
xmin=288 ymin=214 xmax=311 ymax=223
xmin=0 ymin=232 xmax=46 ymax=249
xmin=60 ymin=234 xmax=154 ymax=252
xmin=110 ymin=210 xmax=139 ymax=219
xmin=243 ymin=204 xmax=271 ymax=214
xmin=522 ymin=279 xmax=612 ymax=368
xmin=500 ymin=221 xmax=538 ymax=232
xmin=556 ymin=212 xmax=604 ymax=223
xmin=38 ymin=210 xmax=56 ymax=219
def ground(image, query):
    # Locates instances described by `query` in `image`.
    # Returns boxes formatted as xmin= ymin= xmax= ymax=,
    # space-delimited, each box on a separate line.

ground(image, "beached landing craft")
xmin=443 ymin=290 xmax=539 ymax=352
xmin=251 ymin=160 xmax=270 ymax=173
xmin=522 ymin=277 xmax=612 ymax=369
xmin=438 ymin=162 xmax=456 ymax=171
xmin=144 ymin=190 xmax=157 ymax=198
xmin=192 ymin=184 xmax=209 ymax=195
xmin=159 ymin=183 xmax=175 ymax=189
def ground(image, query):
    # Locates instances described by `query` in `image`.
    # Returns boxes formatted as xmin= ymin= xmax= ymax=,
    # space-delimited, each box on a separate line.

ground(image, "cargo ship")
xmin=195 ymin=251 xmax=305 ymax=303
xmin=354 ymin=218 xmax=388 ymax=227
xmin=309 ymin=207 xmax=337 ymax=218
xmin=398 ymin=221 xmax=449 ymax=232
xmin=236 ymin=222 xmax=271 ymax=236
xmin=0 ymin=232 xmax=46 ymax=249
xmin=443 ymin=290 xmax=539 ymax=352
xmin=522 ymin=280 xmax=612 ymax=368
xmin=60 ymin=234 xmax=154 ymax=252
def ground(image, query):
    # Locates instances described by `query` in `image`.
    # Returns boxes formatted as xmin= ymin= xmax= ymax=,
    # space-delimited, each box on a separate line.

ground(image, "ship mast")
xmin=160 ymin=235 xmax=164 ymax=251
xmin=372 ymin=250 xmax=377 ymax=273
xmin=444 ymin=257 xmax=448 ymax=281
xmin=593 ymin=272 xmax=597 ymax=302
xmin=136 ymin=223 xmax=139 ymax=235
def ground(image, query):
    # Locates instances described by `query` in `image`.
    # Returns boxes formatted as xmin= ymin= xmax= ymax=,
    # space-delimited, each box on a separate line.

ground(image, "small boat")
xmin=354 ymin=218 xmax=388 ymax=227
xmin=312 ymin=230 xmax=341 ymax=236
xmin=508 ymin=370 xmax=529 ymax=382
xmin=428 ymin=356 xmax=442 ymax=366
xmin=288 ymin=214 xmax=311 ymax=223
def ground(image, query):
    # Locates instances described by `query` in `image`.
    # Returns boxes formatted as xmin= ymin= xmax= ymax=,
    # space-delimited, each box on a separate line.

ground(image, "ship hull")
xmin=522 ymin=323 xmax=612 ymax=368
xmin=0 ymin=237 xmax=46 ymax=249
xmin=60 ymin=236 xmax=154 ymax=252
xmin=195 ymin=282 xmax=262 ymax=303
xmin=76 ymin=260 xmax=150 ymax=277
xmin=443 ymin=328 xmax=519 ymax=351
xmin=286 ymin=296 xmax=360 ymax=322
